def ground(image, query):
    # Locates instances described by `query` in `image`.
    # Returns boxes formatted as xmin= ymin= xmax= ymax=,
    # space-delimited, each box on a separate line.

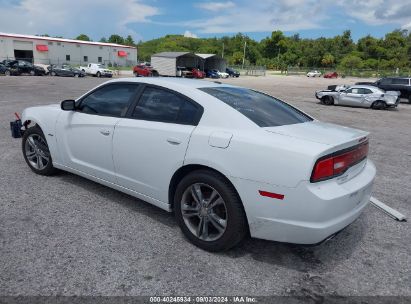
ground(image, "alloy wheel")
xmin=181 ymin=183 xmax=228 ymax=242
xmin=24 ymin=134 xmax=50 ymax=170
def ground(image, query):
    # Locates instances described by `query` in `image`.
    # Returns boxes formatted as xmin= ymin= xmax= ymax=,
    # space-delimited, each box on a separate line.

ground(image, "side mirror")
xmin=61 ymin=99 xmax=76 ymax=111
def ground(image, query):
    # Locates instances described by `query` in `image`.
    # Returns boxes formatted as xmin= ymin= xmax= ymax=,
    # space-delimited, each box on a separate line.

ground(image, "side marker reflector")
xmin=259 ymin=190 xmax=284 ymax=200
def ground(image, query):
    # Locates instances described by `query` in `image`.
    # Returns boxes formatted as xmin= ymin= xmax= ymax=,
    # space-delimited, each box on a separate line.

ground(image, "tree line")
xmin=41 ymin=30 xmax=411 ymax=70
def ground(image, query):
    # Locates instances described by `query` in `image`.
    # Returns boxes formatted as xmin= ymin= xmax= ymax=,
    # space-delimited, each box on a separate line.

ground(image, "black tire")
xmin=371 ymin=100 xmax=386 ymax=110
xmin=51 ymin=71 xmax=56 ymax=76
xmin=322 ymin=96 xmax=334 ymax=105
xmin=5 ymin=70 xmax=11 ymax=76
xmin=29 ymin=70 xmax=35 ymax=76
xmin=96 ymin=71 xmax=101 ymax=78
xmin=408 ymin=95 xmax=411 ymax=103
xmin=152 ymin=70 xmax=159 ymax=77
xmin=22 ymin=126 xmax=58 ymax=176
xmin=174 ymin=169 xmax=248 ymax=252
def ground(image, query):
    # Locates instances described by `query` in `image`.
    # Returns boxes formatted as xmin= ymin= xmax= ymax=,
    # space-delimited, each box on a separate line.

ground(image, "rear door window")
xmin=392 ymin=78 xmax=409 ymax=85
xmin=132 ymin=87 xmax=202 ymax=125
xmin=200 ymin=87 xmax=312 ymax=127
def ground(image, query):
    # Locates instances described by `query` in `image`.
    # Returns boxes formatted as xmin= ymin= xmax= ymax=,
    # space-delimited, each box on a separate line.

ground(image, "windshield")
xmin=200 ymin=87 xmax=313 ymax=127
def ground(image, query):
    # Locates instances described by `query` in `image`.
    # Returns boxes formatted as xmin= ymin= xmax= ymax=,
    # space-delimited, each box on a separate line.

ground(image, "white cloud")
xmin=0 ymin=0 xmax=160 ymax=40
xmin=188 ymin=0 xmax=326 ymax=33
xmin=197 ymin=1 xmax=235 ymax=11
xmin=183 ymin=30 xmax=198 ymax=38
xmin=336 ymin=0 xmax=411 ymax=27
xmin=402 ymin=22 xmax=411 ymax=30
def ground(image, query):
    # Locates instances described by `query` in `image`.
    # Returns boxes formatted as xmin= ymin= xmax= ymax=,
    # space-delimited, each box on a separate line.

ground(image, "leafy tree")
xmin=76 ymin=34 xmax=91 ymax=41
xmin=321 ymin=54 xmax=335 ymax=66
xmin=99 ymin=37 xmax=107 ymax=42
xmin=125 ymin=35 xmax=135 ymax=46
xmin=340 ymin=54 xmax=363 ymax=69
xmin=108 ymin=34 xmax=125 ymax=45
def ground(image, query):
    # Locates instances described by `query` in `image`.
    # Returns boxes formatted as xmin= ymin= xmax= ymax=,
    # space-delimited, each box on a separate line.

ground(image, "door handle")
xmin=167 ymin=137 xmax=182 ymax=145
xmin=100 ymin=129 xmax=110 ymax=136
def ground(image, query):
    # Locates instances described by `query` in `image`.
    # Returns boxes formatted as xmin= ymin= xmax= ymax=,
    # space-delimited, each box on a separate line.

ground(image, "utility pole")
xmin=242 ymin=40 xmax=247 ymax=69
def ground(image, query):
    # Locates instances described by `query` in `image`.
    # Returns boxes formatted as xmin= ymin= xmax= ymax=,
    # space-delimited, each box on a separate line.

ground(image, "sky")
xmin=0 ymin=0 xmax=410 ymax=42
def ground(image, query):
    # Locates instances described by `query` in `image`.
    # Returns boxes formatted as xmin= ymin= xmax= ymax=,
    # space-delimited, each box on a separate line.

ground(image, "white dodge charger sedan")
xmin=20 ymin=78 xmax=376 ymax=251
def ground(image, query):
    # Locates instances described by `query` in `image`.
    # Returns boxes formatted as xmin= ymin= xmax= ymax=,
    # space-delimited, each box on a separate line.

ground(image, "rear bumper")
xmin=232 ymin=159 xmax=376 ymax=244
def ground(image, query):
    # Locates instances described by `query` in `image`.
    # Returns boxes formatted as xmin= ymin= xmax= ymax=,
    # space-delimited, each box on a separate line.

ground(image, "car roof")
xmin=106 ymin=77 xmax=235 ymax=89
xmin=349 ymin=85 xmax=380 ymax=90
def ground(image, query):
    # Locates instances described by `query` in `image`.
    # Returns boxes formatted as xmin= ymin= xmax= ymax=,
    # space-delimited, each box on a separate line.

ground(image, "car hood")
xmin=263 ymin=121 xmax=368 ymax=147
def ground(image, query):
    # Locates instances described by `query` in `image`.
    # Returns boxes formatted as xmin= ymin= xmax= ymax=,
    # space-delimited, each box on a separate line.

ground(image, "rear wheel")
xmin=5 ymin=70 xmax=11 ymax=76
xmin=96 ymin=71 xmax=101 ymax=78
xmin=51 ymin=71 xmax=56 ymax=76
xmin=174 ymin=170 xmax=248 ymax=252
xmin=29 ymin=70 xmax=35 ymax=76
xmin=22 ymin=126 xmax=57 ymax=176
xmin=372 ymin=100 xmax=386 ymax=110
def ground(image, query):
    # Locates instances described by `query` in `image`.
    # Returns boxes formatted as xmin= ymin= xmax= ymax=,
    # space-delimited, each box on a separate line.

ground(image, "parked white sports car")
xmin=316 ymin=85 xmax=400 ymax=109
xmin=307 ymin=70 xmax=322 ymax=77
xmin=20 ymin=78 xmax=376 ymax=251
xmin=215 ymin=69 xmax=229 ymax=78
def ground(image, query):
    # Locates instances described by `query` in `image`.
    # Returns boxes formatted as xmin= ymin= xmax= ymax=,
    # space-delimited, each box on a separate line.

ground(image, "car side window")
xmin=362 ymin=88 xmax=373 ymax=94
xmin=380 ymin=78 xmax=392 ymax=85
xmin=347 ymin=88 xmax=360 ymax=94
xmin=77 ymin=84 xmax=140 ymax=117
xmin=392 ymin=78 xmax=409 ymax=85
xmin=132 ymin=87 xmax=201 ymax=125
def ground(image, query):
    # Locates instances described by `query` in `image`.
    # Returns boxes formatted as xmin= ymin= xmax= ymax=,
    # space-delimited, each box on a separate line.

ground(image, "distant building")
xmin=0 ymin=32 xmax=137 ymax=66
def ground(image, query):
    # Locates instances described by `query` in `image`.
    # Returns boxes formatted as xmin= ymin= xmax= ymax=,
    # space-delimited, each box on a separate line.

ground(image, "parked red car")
xmin=191 ymin=68 xmax=205 ymax=79
xmin=324 ymin=72 xmax=338 ymax=78
xmin=133 ymin=64 xmax=158 ymax=77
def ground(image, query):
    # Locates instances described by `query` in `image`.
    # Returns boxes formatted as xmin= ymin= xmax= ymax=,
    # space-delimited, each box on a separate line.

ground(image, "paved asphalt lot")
xmin=0 ymin=75 xmax=410 ymax=298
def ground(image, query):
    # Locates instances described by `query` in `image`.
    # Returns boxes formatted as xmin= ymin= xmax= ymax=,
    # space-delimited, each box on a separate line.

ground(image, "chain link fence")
xmin=228 ymin=65 xmax=266 ymax=76
xmin=287 ymin=66 xmax=411 ymax=78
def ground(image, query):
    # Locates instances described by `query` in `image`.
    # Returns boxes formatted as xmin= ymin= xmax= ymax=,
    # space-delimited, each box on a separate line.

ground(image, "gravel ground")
xmin=0 ymin=75 xmax=410 ymax=298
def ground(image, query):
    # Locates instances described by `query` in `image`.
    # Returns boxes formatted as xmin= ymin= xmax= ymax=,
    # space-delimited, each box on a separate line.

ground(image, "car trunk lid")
xmin=264 ymin=121 xmax=370 ymax=183
xmin=264 ymin=121 xmax=368 ymax=148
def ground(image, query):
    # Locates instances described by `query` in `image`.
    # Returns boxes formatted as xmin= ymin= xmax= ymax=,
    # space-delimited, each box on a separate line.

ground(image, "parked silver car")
xmin=315 ymin=85 xmax=400 ymax=109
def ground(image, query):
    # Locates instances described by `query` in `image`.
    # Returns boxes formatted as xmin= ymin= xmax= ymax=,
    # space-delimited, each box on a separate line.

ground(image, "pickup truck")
xmin=79 ymin=63 xmax=112 ymax=78
xmin=356 ymin=77 xmax=411 ymax=103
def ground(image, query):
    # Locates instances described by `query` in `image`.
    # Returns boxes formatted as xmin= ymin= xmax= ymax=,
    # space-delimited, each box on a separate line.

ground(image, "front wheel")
xmin=322 ymin=96 xmax=334 ymax=105
xmin=174 ymin=170 xmax=248 ymax=251
xmin=96 ymin=71 xmax=101 ymax=78
xmin=22 ymin=126 xmax=57 ymax=175
xmin=5 ymin=70 xmax=11 ymax=76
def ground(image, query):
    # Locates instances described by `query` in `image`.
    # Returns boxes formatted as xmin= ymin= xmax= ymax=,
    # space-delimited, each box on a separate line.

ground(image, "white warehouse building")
xmin=0 ymin=32 xmax=137 ymax=66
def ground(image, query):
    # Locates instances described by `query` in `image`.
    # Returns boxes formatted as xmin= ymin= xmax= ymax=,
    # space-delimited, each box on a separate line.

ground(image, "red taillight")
xmin=311 ymin=141 xmax=369 ymax=182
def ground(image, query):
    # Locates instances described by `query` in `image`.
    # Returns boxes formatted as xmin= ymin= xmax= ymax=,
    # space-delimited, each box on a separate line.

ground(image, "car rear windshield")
xmin=200 ymin=87 xmax=313 ymax=127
